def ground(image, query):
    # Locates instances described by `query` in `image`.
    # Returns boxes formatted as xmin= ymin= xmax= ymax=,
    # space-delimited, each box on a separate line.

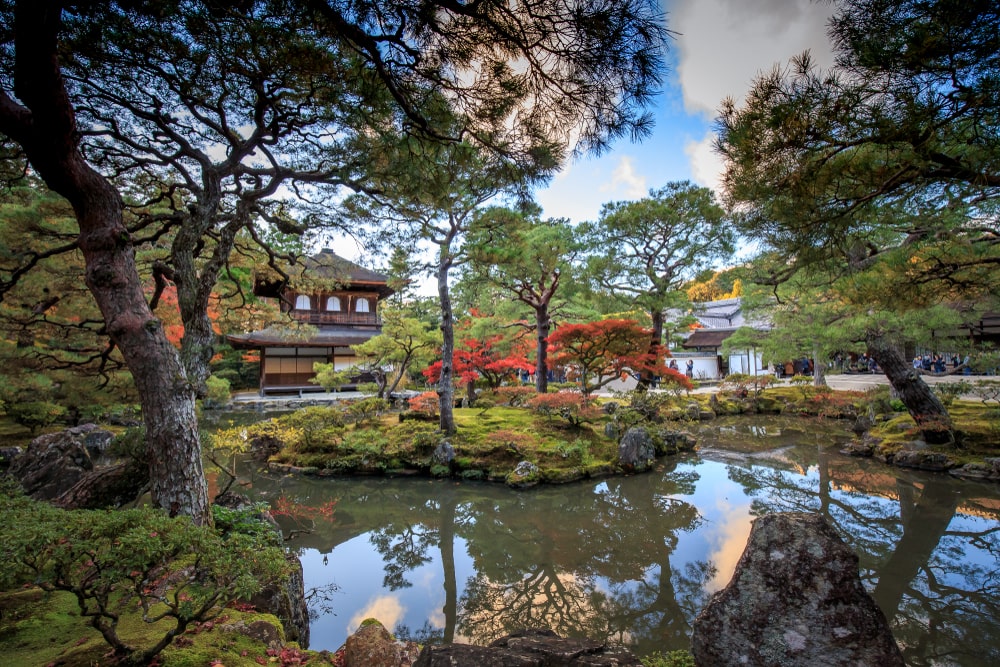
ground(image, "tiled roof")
xmin=681 ymin=328 xmax=738 ymax=349
xmin=300 ymin=249 xmax=389 ymax=285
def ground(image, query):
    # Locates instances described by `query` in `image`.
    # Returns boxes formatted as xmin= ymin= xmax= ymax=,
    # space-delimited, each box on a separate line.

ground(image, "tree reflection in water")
xmin=721 ymin=437 xmax=1000 ymax=667
xmin=455 ymin=468 xmax=711 ymax=648
xmin=241 ymin=416 xmax=1000 ymax=666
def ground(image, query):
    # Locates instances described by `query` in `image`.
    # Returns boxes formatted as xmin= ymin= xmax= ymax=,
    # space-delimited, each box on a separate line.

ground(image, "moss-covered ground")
xmin=2 ymin=384 xmax=997 ymax=664
xmin=256 ymin=405 xmax=626 ymax=485
xmin=0 ymin=587 xmax=325 ymax=666
xmin=247 ymin=386 xmax=1000 ymax=482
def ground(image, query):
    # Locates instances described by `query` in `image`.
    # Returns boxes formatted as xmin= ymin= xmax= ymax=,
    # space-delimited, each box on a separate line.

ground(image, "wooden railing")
xmin=289 ymin=310 xmax=381 ymax=327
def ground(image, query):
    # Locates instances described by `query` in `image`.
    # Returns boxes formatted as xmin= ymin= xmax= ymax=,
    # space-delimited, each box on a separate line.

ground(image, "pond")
xmin=228 ymin=415 xmax=1000 ymax=666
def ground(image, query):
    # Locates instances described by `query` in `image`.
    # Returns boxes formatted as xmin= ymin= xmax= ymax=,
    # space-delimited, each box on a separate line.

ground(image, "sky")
xmin=331 ymin=0 xmax=838 ymax=272
xmin=534 ymin=0 xmax=836 ymax=225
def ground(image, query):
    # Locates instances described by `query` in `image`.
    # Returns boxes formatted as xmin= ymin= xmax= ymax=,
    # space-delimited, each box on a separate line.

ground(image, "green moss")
xmin=541 ymin=467 xmax=584 ymax=484
xmin=0 ymin=588 xmax=307 ymax=667
xmin=264 ymin=388 xmax=1000 ymax=485
xmin=641 ymin=649 xmax=696 ymax=667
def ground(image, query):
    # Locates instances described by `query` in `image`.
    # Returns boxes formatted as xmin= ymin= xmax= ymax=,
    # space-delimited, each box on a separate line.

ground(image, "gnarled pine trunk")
xmin=866 ymin=331 xmax=954 ymax=445
xmin=0 ymin=2 xmax=210 ymax=524
xmin=639 ymin=309 xmax=665 ymax=389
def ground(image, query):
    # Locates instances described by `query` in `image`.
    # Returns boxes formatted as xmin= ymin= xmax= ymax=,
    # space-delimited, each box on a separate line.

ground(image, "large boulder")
xmin=413 ymin=628 xmax=641 ymax=666
xmin=344 ymin=619 xmax=421 ymax=667
xmin=8 ymin=427 xmax=104 ymax=500
xmin=220 ymin=492 xmax=310 ymax=647
xmin=691 ymin=512 xmax=904 ymax=667
xmin=617 ymin=427 xmax=655 ymax=473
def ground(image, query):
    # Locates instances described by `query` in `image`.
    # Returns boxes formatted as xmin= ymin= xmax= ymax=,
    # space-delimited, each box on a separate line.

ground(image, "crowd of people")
xmin=913 ymin=354 xmax=968 ymax=374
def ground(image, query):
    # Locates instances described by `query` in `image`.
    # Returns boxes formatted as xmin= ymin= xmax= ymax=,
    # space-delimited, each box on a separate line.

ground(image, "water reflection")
xmin=236 ymin=416 xmax=1000 ymax=666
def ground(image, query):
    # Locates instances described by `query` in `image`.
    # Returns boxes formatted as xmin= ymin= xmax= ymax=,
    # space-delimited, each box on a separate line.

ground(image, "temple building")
xmin=226 ymin=249 xmax=394 ymax=395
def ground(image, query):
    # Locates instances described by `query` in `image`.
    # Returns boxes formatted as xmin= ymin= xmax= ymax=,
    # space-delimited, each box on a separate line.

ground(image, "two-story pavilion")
xmin=226 ymin=249 xmax=394 ymax=395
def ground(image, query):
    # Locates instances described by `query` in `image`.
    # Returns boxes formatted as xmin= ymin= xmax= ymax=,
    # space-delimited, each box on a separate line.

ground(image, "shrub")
xmin=616 ymin=390 xmax=673 ymax=427
xmin=110 ymin=426 xmax=147 ymax=460
xmin=934 ymin=380 xmax=972 ymax=407
xmin=310 ymin=362 xmax=353 ymax=392
xmin=553 ymin=438 xmax=593 ymax=465
xmin=202 ymin=375 xmax=231 ymax=409
xmin=408 ymin=391 xmax=439 ymax=416
xmin=641 ymin=650 xmax=695 ymax=667
xmin=493 ymin=385 xmax=537 ymax=407
xmin=861 ymin=385 xmax=893 ymax=415
xmin=0 ymin=485 xmax=289 ymax=666
xmin=803 ymin=389 xmax=864 ymax=419
xmin=484 ymin=428 xmax=536 ymax=457
xmin=722 ymin=373 xmax=775 ymax=399
xmin=283 ymin=405 xmax=346 ymax=447
xmin=6 ymin=400 xmax=67 ymax=434
xmin=527 ymin=391 xmax=599 ymax=427
xmin=341 ymin=429 xmax=389 ymax=456
xmin=345 ymin=397 xmax=389 ymax=424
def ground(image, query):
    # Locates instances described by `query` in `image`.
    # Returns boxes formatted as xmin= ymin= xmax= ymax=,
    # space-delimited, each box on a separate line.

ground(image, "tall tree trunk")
xmin=0 ymin=3 xmax=210 ymax=524
xmin=437 ymin=253 xmax=456 ymax=435
xmin=385 ymin=353 xmax=411 ymax=398
xmin=866 ymin=331 xmax=953 ymax=444
xmin=812 ymin=345 xmax=827 ymax=387
xmin=639 ymin=308 xmax=665 ymax=389
xmin=534 ymin=304 xmax=549 ymax=394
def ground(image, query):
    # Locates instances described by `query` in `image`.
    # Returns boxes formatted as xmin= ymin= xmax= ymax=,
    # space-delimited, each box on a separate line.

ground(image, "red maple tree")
xmin=424 ymin=335 xmax=533 ymax=403
xmin=547 ymin=319 xmax=691 ymax=397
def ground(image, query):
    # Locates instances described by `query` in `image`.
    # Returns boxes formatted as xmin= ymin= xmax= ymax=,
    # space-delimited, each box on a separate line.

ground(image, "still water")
xmin=234 ymin=416 xmax=1000 ymax=666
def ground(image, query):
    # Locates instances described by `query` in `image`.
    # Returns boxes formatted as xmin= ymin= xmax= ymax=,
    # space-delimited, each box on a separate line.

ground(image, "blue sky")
xmin=330 ymin=0 xmax=837 ymax=272
xmin=534 ymin=0 xmax=836 ymax=225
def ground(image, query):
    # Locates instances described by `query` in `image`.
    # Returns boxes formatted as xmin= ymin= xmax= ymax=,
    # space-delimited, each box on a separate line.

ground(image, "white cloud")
xmin=668 ymin=0 xmax=836 ymax=198
xmin=672 ymin=0 xmax=836 ymax=118
xmin=704 ymin=499 xmax=753 ymax=593
xmin=684 ymin=131 xmax=725 ymax=193
xmin=601 ymin=156 xmax=647 ymax=199
xmin=347 ymin=595 xmax=406 ymax=636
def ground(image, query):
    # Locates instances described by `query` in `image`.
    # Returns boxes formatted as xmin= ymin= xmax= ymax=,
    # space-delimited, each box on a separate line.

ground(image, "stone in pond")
xmin=691 ymin=512 xmax=904 ymax=667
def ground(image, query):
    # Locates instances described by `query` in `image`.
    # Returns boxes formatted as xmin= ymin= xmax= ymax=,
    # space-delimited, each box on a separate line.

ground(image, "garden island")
xmin=1 ymin=1 xmax=999 ymax=666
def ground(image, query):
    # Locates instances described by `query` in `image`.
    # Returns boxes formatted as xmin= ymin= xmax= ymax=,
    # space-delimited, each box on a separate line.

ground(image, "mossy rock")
xmin=541 ymin=467 xmax=585 ymax=484
xmin=651 ymin=429 xmax=696 ymax=456
xmin=754 ymin=397 xmax=783 ymax=414
xmin=429 ymin=464 xmax=451 ymax=478
xmin=663 ymin=407 xmax=688 ymax=421
xmin=583 ymin=462 xmax=617 ymax=478
xmin=0 ymin=587 xmax=310 ymax=667
xmin=505 ymin=461 xmax=541 ymax=488
xmin=459 ymin=469 xmax=486 ymax=481
xmin=713 ymin=399 xmax=744 ymax=415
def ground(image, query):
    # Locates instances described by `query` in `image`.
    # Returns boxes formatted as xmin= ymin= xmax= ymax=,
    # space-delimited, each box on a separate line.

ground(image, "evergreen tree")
xmin=581 ymin=181 xmax=734 ymax=387
xmin=717 ymin=0 xmax=1000 ymax=441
